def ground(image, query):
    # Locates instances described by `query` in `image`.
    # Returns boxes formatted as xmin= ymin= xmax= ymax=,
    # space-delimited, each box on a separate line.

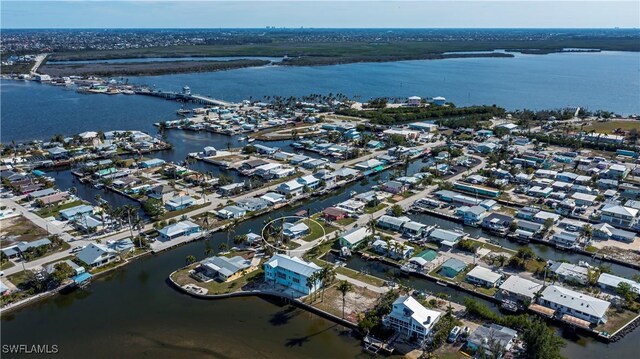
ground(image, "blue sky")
xmin=2 ymin=1 xmax=639 ymax=29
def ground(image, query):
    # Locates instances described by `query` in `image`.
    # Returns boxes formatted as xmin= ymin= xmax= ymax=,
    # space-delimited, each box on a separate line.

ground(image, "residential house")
xmin=297 ymin=175 xmax=321 ymax=189
xmin=549 ymin=262 xmax=588 ymax=285
xmin=597 ymin=273 xmax=640 ymax=295
xmin=158 ymin=220 xmax=201 ymax=240
xmin=481 ymin=213 xmax=514 ymax=232
xmin=336 ymin=199 xmax=366 ymax=214
xmin=76 ymin=243 xmax=118 ymax=268
xmin=339 ymin=227 xmax=371 ymax=249
xmin=456 ymin=205 xmax=487 ymax=226
xmin=165 ymin=195 xmax=196 ymax=211
xmin=147 ymin=185 xmax=174 ymax=203
xmin=551 ymin=231 xmax=581 ymax=248
xmin=466 ymin=324 xmax=518 ymax=359
xmin=1 ymin=238 xmax=52 ymax=259
xmin=371 ymin=239 xmax=414 ymax=259
xmin=59 ymin=204 xmax=94 ymax=220
xmin=323 ymin=207 xmax=348 ymax=222
xmin=382 ymin=180 xmax=408 ymax=194
xmin=276 ymin=180 xmax=304 ymax=197
xmin=263 ymin=254 xmax=322 ymax=295
xmin=499 ymin=275 xmax=543 ymax=305
xmin=200 ymin=255 xmax=252 ymax=282
xmin=383 ymin=295 xmax=442 ymax=343
xmin=217 ymin=205 xmax=247 ymax=219
xmin=538 ymin=285 xmax=610 ymax=325
xmin=600 ymin=205 xmax=639 ymax=228
xmin=377 ymin=215 xmax=411 ymax=232
xmin=439 ymin=258 xmax=467 ymax=278
xmin=465 ymin=266 xmax=502 ymax=288
xmin=283 ymin=222 xmax=310 ymax=240
xmin=140 ymin=158 xmax=165 ymax=168
xmin=428 ymin=228 xmax=465 ymax=247
xmin=260 ymin=192 xmax=286 ymax=205
xmin=592 ymin=223 xmax=636 ymax=242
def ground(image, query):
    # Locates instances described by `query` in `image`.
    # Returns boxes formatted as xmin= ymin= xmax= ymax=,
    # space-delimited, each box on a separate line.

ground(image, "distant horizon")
xmin=2 ymin=27 xmax=639 ymax=30
xmin=2 ymin=1 xmax=638 ymax=29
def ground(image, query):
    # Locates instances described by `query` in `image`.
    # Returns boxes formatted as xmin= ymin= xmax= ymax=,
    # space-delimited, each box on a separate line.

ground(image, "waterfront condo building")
xmin=263 ymin=254 xmax=321 ymax=295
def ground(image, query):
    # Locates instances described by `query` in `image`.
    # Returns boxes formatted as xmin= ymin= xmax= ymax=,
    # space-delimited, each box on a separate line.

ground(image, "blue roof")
xmin=72 ymin=272 xmax=93 ymax=284
xmin=441 ymin=258 xmax=467 ymax=272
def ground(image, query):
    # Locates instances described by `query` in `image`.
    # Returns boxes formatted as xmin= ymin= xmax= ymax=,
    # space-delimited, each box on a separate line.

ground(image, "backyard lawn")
xmin=36 ymin=200 xmax=85 ymax=218
xmin=584 ymin=120 xmax=640 ymax=134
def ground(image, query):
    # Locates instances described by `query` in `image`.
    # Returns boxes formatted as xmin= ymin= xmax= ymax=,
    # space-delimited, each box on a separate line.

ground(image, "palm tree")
xmin=319 ymin=266 xmax=336 ymax=302
xmin=367 ymin=215 xmax=377 ymax=237
xmin=336 ymin=280 xmax=353 ymax=319
xmin=123 ymin=205 xmax=137 ymax=239
xmin=226 ymin=219 xmax=238 ymax=250
xmin=186 ymin=255 xmax=196 ymax=265
xmin=306 ymin=273 xmax=317 ymax=302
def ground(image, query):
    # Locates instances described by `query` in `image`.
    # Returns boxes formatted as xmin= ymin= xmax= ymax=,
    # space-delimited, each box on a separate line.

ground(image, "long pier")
xmin=135 ymin=89 xmax=237 ymax=107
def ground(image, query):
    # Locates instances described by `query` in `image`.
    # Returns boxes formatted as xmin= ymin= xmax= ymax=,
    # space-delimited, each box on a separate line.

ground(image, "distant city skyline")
xmin=1 ymin=1 xmax=639 ymax=29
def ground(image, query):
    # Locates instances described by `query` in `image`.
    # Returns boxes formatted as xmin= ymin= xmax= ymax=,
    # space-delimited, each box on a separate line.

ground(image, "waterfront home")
xmin=255 ymin=163 xmax=283 ymax=178
xmin=453 ymin=182 xmax=500 ymax=198
xmin=217 ymin=205 xmax=247 ymax=219
xmin=428 ymin=228 xmax=464 ymax=247
xmin=477 ymin=142 xmax=498 ymax=154
xmin=466 ymin=324 xmax=518 ymax=359
xmin=355 ymin=159 xmax=384 ymax=171
xmin=499 ymin=275 xmax=543 ymax=305
xmin=76 ymin=243 xmax=119 ymax=268
xmin=549 ymin=262 xmax=588 ymax=285
xmin=481 ymin=213 xmax=514 ymax=232
xmin=59 ymin=204 xmax=94 ymax=220
xmin=435 ymin=190 xmax=481 ymax=207
xmin=236 ymin=197 xmax=270 ymax=212
xmin=254 ymin=144 xmax=278 ymax=155
xmin=592 ymin=223 xmax=636 ymax=242
xmin=338 ymin=227 xmax=371 ymax=249
xmin=297 ymin=175 xmax=321 ymax=189
xmin=528 ymin=186 xmax=552 ymax=198
xmin=551 ymin=231 xmax=581 ymax=248
xmin=38 ymin=192 xmax=70 ymax=206
xmin=601 ymin=164 xmax=630 ymax=180
xmin=313 ymin=169 xmax=336 ymax=186
xmin=407 ymin=250 xmax=438 ymax=271
xmin=383 ymin=295 xmax=441 ymax=343
xmin=409 ymin=122 xmax=438 ymax=132
xmin=455 ymin=205 xmax=487 ymax=226
xmin=600 ymin=204 xmax=639 ymax=228
xmin=107 ymin=238 xmax=135 ymax=254
xmin=323 ymin=207 xmax=348 ymax=221
xmin=1 ymin=238 xmax=52 ymax=259
xmin=382 ymin=180 xmax=408 ymax=194
xmin=47 ymin=146 xmax=68 ymax=159
xmin=260 ymin=192 xmax=286 ymax=205
xmin=45 ymin=259 xmax=85 ymax=276
xmin=165 ymin=195 xmax=196 ymax=211
xmin=336 ymin=199 xmax=366 ymax=214
xmin=283 ymin=222 xmax=310 ymax=240
xmin=377 ymin=215 xmax=411 ymax=232
xmin=301 ymin=159 xmax=328 ymax=170
xmin=140 ymin=158 xmax=165 ymax=169
xmin=597 ymin=273 xmax=640 ymax=294
xmin=276 ymin=180 xmax=304 ymax=197
xmin=538 ymin=285 xmax=610 ymax=325
xmin=476 ymin=130 xmax=493 ymax=138
xmin=263 ymin=254 xmax=322 ymax=295
xmin=465 ymin=266 xmax=502 ymax=288
xmin=371 ymin=238 xmax=414 ymax=259
xmin=438 ymin=258 xmax=467 ymax=278
xmin=158 ymin=220 xmax=201 ymax=240
xmin=200 ymin=255 xmax=252 ymax=282
xmin=27 ymin=188 xmax=56 ymax=200
xmin=402 ymin=221 xmax=428 ymax=237
xmin=333 ymin=167 xmax=360 ymax=180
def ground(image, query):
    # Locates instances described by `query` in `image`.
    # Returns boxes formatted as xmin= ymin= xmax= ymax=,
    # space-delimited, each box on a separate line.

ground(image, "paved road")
xmin=30 ymin=54 xmax=48 ymax=76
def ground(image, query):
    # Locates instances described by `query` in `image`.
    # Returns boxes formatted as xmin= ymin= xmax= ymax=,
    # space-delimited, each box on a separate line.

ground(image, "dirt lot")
xmin=313 ymin=284 xmax=382 ymax=322
xmin=0 ymin=215 xmax=48 ymax=245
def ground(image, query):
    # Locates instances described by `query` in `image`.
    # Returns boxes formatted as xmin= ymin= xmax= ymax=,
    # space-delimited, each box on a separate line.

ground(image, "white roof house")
xmin=158 ymin=220 xmax=200 ymax=240
xmin=76 ymin=243 xmax=118 ymax=268
xmin=499 ymin=275 xmax=543 ymax=300
xmin=539 ymin=285 xmax=610 ymax=324
xmin=339 ymin=227 xmax=371 ymax=248
xmin=597 ymin=273 xmax=640 ymax=294
xmin=384 ymin=295 xmax=442 ymax=342
xmin=465 ymin=266 xmax=502 ymax=287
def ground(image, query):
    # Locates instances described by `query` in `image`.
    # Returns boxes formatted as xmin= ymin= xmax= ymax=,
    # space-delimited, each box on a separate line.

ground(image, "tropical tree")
xmin=319 ymin=266 xmax=336 ymax=302
xmin=185 ymin=255 xmax=196 ymax=265
xmin=337 ymin=280 xmax=353 ymax=319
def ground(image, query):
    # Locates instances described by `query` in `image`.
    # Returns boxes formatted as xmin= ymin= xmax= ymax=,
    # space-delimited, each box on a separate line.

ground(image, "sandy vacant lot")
xmin=0 ymin=215 xmax=48 ymax=246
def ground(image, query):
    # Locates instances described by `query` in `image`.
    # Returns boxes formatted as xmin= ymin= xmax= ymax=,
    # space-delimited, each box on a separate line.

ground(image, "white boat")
xmin=238 ymin=136 xmax=247 ymax=141
xmin=247 ymin=138 xmax=255 ymax=143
